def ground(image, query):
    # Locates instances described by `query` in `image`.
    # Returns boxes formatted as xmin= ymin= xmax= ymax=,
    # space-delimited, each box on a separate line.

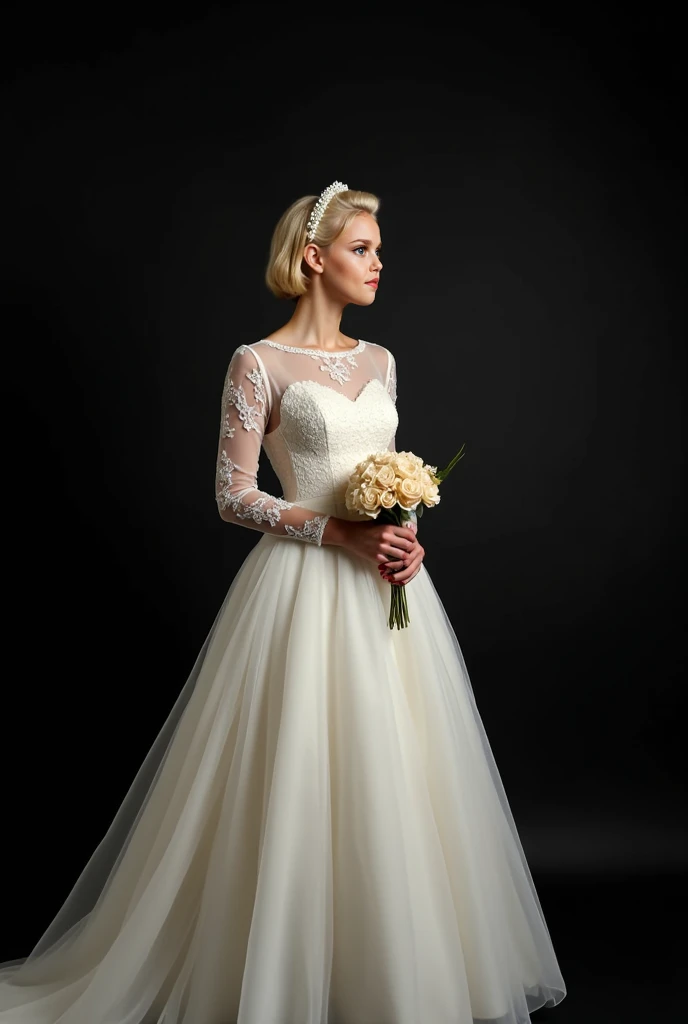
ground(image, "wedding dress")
xmin=0 ymin=338 xmax=566 ymax=1023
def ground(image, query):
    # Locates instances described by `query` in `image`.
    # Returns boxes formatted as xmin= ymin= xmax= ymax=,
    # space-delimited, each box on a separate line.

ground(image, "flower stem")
xmin=378 ymin=505 xmax=414 ymax=629
xmin=388 ymin=583 xmax=409 ymax=630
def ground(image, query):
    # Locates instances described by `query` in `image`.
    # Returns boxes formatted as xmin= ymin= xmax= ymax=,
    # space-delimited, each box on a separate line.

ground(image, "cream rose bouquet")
xmin=344 ymin=445 xmax=466 ymax=629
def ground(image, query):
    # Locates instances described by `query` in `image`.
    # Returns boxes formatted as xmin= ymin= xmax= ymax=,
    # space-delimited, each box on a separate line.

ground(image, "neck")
xmin=282 ymin=289 xmax=346 ymax=351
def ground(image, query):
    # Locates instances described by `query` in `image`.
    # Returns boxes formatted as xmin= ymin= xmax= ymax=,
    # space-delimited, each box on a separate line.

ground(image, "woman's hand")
xmin=325 ymin=517 xmax=425 ymax=585
xmin=378 ymin=518 xmax=424 ymax=585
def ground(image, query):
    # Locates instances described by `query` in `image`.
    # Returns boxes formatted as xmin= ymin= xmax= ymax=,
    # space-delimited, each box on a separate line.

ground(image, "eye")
xmin=353 ymin=246 xmax=366 ymax=256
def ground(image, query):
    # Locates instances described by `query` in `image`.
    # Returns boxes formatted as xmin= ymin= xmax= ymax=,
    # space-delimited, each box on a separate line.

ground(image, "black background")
xmin=2 ymin=1 xmax=686 ymax=1015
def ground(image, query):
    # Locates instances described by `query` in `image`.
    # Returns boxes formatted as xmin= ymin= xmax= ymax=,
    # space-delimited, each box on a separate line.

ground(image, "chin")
xmin=342 ymin=286 xmax=377 ymax=308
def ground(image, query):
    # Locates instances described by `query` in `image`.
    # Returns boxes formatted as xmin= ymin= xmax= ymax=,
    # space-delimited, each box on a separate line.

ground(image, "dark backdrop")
xmin=2 ymin=0 xmax=685 ymax=969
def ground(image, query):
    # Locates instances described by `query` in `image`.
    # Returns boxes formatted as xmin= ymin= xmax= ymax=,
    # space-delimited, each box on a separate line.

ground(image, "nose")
xmin=371 ymin=252 xmax=382 ymax=272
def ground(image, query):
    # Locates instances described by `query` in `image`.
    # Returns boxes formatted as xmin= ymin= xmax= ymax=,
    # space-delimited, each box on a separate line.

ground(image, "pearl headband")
xmin=306 ymin=180 xmax=349 ymax=241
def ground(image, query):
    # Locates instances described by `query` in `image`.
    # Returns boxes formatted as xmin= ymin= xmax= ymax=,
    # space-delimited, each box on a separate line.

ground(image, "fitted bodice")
xmin=263 ymin=377 xmax=398 ymax=521
xmin=215 ymin=338 xmax=398 ymax=544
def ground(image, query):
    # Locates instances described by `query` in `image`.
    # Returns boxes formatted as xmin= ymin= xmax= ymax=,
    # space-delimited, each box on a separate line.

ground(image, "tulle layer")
xmin=0 ymin=531 xmax=566 ymax=1023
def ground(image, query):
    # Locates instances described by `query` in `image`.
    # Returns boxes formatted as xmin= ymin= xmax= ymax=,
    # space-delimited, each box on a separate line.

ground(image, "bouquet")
xmin=344 ymin=445 xmax=466 ymax=629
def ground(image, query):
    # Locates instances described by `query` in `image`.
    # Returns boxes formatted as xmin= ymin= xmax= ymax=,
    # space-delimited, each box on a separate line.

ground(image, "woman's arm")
xmin=215 ymin=345 xmax=330 ymax=545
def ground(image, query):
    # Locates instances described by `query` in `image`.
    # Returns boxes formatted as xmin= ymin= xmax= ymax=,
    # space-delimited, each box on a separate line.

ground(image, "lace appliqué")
xmin=232 ymin=493 xmax=294 ymax=527
xmin=387 ymin=353 xmax=397 ymax=404
xmin=259 ymin=339 xmax=365 ymax=386
xmin=216 ymin=450 xmax=236 ymax=512
xmin=216 ymin=450 xmax=294 ymax=526
xmin=246 ymin=367 xmax=267 ymax=414
xmin=285 ymin=514 xmax=331 ymax=546
xmin=222 ymin=357 xmax=267 ymax=433
xmin=311 ymin=351 xmax=359 ymax=386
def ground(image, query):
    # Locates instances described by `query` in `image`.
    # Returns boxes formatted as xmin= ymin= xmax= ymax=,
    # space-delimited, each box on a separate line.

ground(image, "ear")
xmin=303 ymin=243 xmax=325 ymax=275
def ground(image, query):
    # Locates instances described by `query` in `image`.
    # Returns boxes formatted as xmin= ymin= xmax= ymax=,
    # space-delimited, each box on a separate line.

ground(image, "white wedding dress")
xmin=0 ymin=338 xmax=566 ymax=1023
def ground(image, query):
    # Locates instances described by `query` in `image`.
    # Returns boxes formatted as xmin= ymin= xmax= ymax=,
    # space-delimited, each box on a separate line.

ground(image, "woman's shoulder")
xmin=224 ymin=342 xmax=267 ymax=376
xmin=360 ymin=339 xmax=395 ymax=360
xmin=228 ymin=340 xmax=271 ymax=360
xmin=362 ymin=339 xmax=395 ymax=366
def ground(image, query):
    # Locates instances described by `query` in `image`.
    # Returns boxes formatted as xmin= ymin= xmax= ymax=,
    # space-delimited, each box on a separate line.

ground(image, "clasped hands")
xmin=376 ymin=518 xmax=424 ymax=586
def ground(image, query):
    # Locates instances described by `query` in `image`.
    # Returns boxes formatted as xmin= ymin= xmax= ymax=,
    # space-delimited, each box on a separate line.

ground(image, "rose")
xmin=421 ymin=479 xmax=440 ymax=506
xmin=398 ymin=476 xmax=423 ymax=508
xmin=345 ymin=487 xmax=362 ymax=511
xmin=401 ymin=451 xmax=424 ymax=470
xmin=360 ymin=485 xmax=383 ymax=513
xmin=375 ymin=463 xmax=397 ymax=488
xmin=419 ymin=468 xmax=440 ymax=506
xmin=394 ymin=455 xmax=418 ymax=480
xmin=379 ymin=489 xmax=397 ymax=509
xmin=375 ymin=451 xmax=397 ymax=466
xmin=360 ymin=460 xmax=378 ymax=483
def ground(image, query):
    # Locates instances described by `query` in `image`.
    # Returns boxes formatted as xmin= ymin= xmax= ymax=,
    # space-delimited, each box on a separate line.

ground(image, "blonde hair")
xmin=265 ymin=188 xmax=380 ymax=300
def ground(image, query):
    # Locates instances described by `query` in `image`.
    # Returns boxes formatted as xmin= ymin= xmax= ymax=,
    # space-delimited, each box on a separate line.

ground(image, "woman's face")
xmin=318 ymin=212 xmax=383 ymax=306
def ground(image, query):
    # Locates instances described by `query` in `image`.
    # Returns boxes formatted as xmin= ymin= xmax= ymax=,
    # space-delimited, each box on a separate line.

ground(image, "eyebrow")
xmin=348 ymin=238 xmax=382 ymax=246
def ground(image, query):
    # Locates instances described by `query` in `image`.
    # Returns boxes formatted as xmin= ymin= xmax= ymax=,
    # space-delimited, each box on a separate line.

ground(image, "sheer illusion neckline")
xmin=258 ymin=338 xmax=365 ymax=355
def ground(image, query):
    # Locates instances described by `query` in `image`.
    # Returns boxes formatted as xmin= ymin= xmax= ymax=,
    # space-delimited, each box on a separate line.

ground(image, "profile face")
xmin=319 ymin=212 xmax=383 ymax=307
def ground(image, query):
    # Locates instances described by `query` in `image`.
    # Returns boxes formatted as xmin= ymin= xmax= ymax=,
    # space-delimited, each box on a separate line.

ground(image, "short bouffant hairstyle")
xmin=265 ymin=188 xmax=380 ymax=300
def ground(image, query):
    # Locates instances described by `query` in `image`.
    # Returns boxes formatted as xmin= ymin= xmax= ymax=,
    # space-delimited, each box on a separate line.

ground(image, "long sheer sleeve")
xmin=386 ymin=349 xmax=397 ymax=453
xmin=215 ymin=345 xmax=331 ymax=545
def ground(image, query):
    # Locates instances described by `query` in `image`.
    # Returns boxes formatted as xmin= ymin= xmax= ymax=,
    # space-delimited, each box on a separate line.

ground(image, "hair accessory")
xmin=306 ymin=180 xmax=349 ymax=241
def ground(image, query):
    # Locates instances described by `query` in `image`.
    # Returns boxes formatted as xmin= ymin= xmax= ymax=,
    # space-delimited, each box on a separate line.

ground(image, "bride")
xmin=0 ymin=181 xmax=566 ymax=1023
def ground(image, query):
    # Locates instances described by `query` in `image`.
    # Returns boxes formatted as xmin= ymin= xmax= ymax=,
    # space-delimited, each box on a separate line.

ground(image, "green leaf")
xmin=436 ymin=443 xmax=466 ymax=481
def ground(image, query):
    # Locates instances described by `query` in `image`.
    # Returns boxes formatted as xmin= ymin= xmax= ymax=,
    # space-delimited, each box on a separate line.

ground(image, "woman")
xmin=0 ymin=183 xmax=566 ymax=1022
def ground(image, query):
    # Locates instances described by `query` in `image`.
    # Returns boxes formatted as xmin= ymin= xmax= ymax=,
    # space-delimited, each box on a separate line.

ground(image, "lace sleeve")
xmin=386 ymin=348 xmax=397 ymax=453
xmin=215 ymin=345 xmax=331 ymax=545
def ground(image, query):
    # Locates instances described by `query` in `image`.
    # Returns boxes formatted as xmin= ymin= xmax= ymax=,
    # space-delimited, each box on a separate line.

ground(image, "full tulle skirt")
xmin=0 ymin=529 xmax=566 ymax=1023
